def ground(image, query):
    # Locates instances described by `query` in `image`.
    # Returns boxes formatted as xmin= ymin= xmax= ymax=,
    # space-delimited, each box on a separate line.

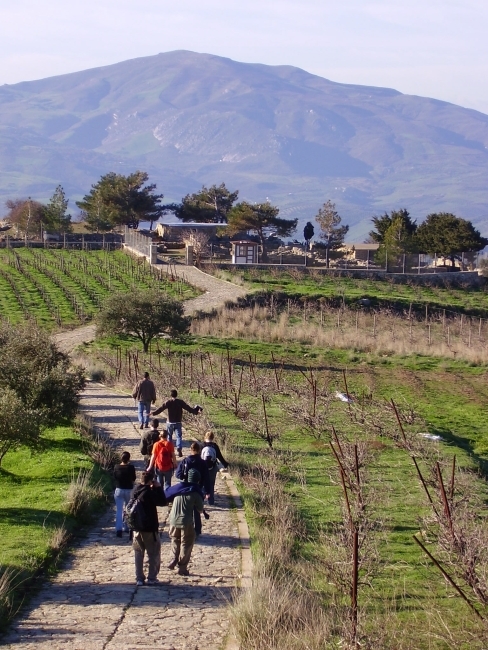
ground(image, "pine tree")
xmin=44 ymin=185 xmax=72 ymax=233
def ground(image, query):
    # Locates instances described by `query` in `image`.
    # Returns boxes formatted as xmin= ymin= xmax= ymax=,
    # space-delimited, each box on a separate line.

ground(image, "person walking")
xmin=201 ymin=431 xmax=229 ymax=506
xmin=113 ymin=451 xmax=136 ymax=538
xmin=152 ymin=389 xmax=202 ymax=457
xmin=166 ymin=469 xmax=204 ymax=576
xmin=147 ymin=429 xmax=177 ymax=490
xmin=140 ymin=418 xmax=161 ymax=467
xmin=175 ymin=441 xmax=211 ymax=537
xmin=132 ymin=372 xmax=156 ymax=430
xmin=130 ymin=470 xmax=167 ymax=586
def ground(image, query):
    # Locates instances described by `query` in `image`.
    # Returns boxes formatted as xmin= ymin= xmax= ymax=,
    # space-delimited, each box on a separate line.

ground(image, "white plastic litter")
xmin=335 ymin=391 xmax=353 ymax=403
xmin=419 ymin=433 xmax=443 ymax=442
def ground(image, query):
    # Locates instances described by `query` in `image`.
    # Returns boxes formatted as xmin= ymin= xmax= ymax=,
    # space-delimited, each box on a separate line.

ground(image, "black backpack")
xmin=140 ymin=430 xmax=159 ymax=456
xmin=176 ymin=457 xmax=190 ymax=482
xmin=124 ymin=496 xmax=146 ymax=531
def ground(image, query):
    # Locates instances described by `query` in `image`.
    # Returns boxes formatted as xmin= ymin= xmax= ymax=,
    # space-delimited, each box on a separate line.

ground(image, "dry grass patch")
xmin=65 ymin=469 xmax=103 ymax=518
xmin=191 ymin=305 xmax=488 ymax=364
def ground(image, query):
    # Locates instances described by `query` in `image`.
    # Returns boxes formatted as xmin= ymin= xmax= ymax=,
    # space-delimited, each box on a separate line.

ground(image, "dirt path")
xmin=169 ymin=264 xmax=247 ymax=315
xmin=54 ymin=264 xmax=248 ymax=354
xmin=2 ymin=267 xmax=252 ymax=649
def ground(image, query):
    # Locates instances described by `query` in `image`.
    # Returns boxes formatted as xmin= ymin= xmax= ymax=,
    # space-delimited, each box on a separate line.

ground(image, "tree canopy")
xmin=416 ymin=213 xmax=488 ymax=267
xmin=96 ymin=290 xmax=191 ymax=352
xmin=76 ymin=171 xmax=164 ymax=231
xmin=314 ymin=200 xmax=349 ymax=267
xmin=43 ymin=185 xmax=72 ymax=233
xmin=371 ymin=209 xmax=418 ymax=265
xmin=5 ymin=198 xmax=45 ymax=238
xmin=227 ymin=201 xmax=297 ymax=261
xmin=0 ymin=322 xmax=85 ymax=463
xmin=166 ymin=183 xmax=239 ymax=223
xmin=369 ymin=209 xmax=415 ymax=245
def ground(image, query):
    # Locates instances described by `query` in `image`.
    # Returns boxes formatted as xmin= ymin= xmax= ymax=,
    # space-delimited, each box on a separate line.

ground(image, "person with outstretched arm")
xmin=152 ymin=389 xmax=202 ymax=457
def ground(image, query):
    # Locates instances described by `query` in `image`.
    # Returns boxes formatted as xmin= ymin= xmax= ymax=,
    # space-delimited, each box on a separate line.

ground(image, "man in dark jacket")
xmin=175 ymin=442 xmax=210 ymax=537
xmin=132 ymin=372 xmax=157 ymax=430
xmin=130 ymin=471 xmax=167 ymax=586
xmin=152 ymin=388 xmax=202 ymax=457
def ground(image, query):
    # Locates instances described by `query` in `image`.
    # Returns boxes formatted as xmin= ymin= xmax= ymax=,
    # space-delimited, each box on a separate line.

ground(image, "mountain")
xmin=1 ymin=50 xmax=488 ymax=239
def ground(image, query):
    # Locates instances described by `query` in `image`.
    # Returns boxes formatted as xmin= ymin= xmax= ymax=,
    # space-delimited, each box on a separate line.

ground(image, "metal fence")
xmin=0 ymin=234 xmax=123 ymax=251
xmin=123 ymin=227 xmax=157 ymax=263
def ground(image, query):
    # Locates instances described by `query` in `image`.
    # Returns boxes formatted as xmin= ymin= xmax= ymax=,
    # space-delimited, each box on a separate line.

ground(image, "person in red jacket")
xmin=147 ymin=430 xmax=177 ymax=490
xmin=152 ymin=389 xmax=202 ymax=457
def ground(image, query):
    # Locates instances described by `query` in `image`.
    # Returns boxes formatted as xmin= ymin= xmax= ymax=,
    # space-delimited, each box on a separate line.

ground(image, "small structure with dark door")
xmin=231 ymin=241 xmax=259 ymax=264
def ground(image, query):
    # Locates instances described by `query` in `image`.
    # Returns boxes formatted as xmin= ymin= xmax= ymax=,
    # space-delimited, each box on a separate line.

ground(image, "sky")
xmin=1 ymin=0 xmax=488 ymax=113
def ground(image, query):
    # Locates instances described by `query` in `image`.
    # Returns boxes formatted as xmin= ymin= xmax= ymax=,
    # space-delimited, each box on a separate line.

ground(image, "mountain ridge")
xmin=1 ymin=50 xmax=487 ymax=239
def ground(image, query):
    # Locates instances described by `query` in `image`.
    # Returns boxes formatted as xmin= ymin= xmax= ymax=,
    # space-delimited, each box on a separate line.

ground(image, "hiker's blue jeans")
xmin=114 ymin=488 xmax=132 ymax=532
xmin=137 ymin=401 xmax=151 ymax=426
xmin=156 ymin=468 xmax=173 ymax=491
xmin=167 ymin=422 xmax=183 ymax=450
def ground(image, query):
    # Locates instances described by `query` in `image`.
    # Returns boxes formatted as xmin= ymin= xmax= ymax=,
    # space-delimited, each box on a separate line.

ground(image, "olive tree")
xmin=96 ymin=290 xmax=191 ymax=352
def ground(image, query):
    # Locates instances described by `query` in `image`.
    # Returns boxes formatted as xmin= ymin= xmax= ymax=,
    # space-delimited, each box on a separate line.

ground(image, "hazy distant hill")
xmin=1 ymin=50 xmax=488 ymax=239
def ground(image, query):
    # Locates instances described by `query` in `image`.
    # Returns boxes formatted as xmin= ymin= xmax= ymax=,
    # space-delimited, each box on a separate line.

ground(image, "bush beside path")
xmin=2 ymin=384 xmax=247 ymax=650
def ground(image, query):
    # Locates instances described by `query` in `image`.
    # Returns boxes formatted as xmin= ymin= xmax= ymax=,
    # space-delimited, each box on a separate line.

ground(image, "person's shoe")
xmin=177 ymin=448 xmax=183 ymax=457
xmin=167 ymin=560 xmax=178 ymax=570
xmin=144 ymin=423 xmax=149 ymax=428
xmin=136 ymin=579 xmax=145 ymax=586
xmin=177 ymin=567 xmax=189 ymax=576
xmin=139 ymin=424 xmax=144 ymax=430
xmin=116 ymin=530 xmax=122 ymax=538
xmin=147 ymin=579 xmax=160 ymax=585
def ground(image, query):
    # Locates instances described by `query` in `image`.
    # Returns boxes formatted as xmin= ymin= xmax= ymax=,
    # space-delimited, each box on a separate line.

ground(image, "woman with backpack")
xmin=201 ymin=431 xmax=229 ymax=506
xmin=113 ymin=451 xmax=136 ymax=538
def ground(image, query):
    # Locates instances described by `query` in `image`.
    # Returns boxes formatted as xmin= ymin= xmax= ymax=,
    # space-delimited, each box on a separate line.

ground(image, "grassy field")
xmin=86 ymin=323 xmax=488 ymax=648
xmin=0 ymin=424 xmax=111 ymax=631
xmin=2 ymin=253 xmax=488 ymax=647
xmin=0 ymin=248 xmax=199 ymax=329
xmin=210 ymin=265 xmax=488 ymax=318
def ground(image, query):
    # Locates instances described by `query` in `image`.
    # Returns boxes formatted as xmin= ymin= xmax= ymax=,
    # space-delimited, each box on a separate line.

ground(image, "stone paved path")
xmin=2 ymin=262 xmax=251 ymax=649
xmin=2 ymin=385 xmax=250 ymax=650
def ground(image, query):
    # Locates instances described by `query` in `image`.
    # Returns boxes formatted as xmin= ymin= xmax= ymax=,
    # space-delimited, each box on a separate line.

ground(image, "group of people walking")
xmin=132 ymin=373 xmax=202 ymax=457
xmin=113 ymin=377 xmax=228 ymax=585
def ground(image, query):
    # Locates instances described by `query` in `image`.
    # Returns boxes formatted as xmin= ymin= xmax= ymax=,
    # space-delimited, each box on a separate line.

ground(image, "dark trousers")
xmin=194 ymin=507 xmax=202 ymax=535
